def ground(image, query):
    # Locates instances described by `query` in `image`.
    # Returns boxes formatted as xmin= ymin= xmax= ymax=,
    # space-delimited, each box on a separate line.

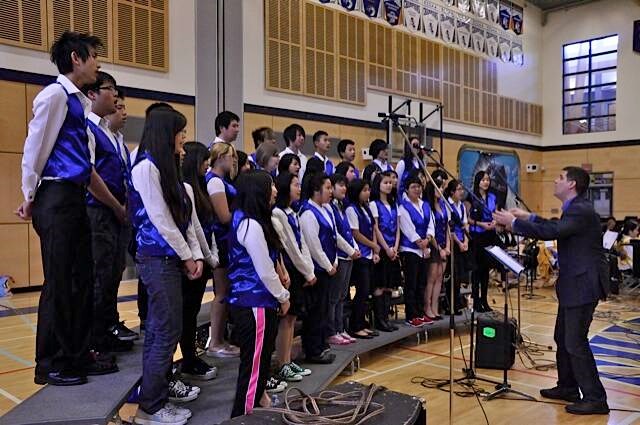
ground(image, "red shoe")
xmin=419 ymin=315 xmax=434 ymax=325
xmin=405 ymin=318 xmax=424 ymax=328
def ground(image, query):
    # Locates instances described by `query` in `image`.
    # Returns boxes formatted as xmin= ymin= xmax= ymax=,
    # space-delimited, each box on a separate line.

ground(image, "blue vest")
xmin=433 ymin=198 xmax=449 ymax=247
xmin=449 ymin=200 xmax=466 ymax=241
xmin=470 ymin=192 xmax=497 ymax=234
xmin=41 ymin=83 xmax=91 ymax=185
xmin=300 ymin=201 xmax=337 ymax=273
xmin=347 ymin=204 xmax=374 ymax=259
xmin=325 ymin=159 xmax=334 ymax=175
xmin=86 ymin=120 xmax=130 ymax=207
xmin=330 ymin=201 xmax=354 ymax=259
xmin=277 ymin=207 xmax=302 ymax=269
xmin=374 ymin=200 xmax=398 ymax=248
xmin=227 ymin=210 xmax=279 ymax=309
xmin=353 ymin=166 xmax=360 ymax=179
xmin=129 ymin=153 xmax=188 ymax=258
xmin=398 ymin=158 xmax=421 ymax=195
xmin=205 ymin=170 xmax=237 ymax=245
xmin=399 ymin=199 xmax=432 ymax=251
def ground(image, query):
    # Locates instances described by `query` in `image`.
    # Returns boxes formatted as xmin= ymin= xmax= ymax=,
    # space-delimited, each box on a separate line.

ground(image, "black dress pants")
xmin=302 ymin=270 xmax=330 ymax=357
xmin=32 ymin=181 xmax=93 ymax=375
xmin=179 ymin=267 xmax=210 ymax=365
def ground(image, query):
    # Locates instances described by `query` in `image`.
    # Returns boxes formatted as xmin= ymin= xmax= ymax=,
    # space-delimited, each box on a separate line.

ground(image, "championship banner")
xmin=404 ymin=0 xmax=422 ymax=32
xmin=471 ymin=21 xmax=485 ymax=53
xmin=499 ymin=35 xmax=511 ymax=63
xmin=363 ymin=0 xmax=382 ymax=17
xmin=499 ymin=1 xmax=511 ymax=30
xmin=440 ymin=8 xmax=456 ymax=44
xmin=456 ymin=14 xmax=471 ymax=49
xmin=511 ymin=3 xmax=523 ymax=35
xmin=471 ymin=0 xmax=486 ymax=19
xmin=340 ymin=0 xmax=359 ymax=11
xmin=511 ymin=39 xmax=523 ymax=66
xmin=319 ymin=0 xmax=337 ymax=4
xmin=423 ymin=1 xmax=441 ymax=38
xmin=458 ymin=0 xmax=470 ymax=13
xmin=384 ymin=0 xmax=402 ymax=25
xmin=443 ymin=0 xmax=456 ymax=7
xmin=486 ymin=0 xmax=499 ymax=23
xmin=485 ymin=26 xmax=499 ymax=57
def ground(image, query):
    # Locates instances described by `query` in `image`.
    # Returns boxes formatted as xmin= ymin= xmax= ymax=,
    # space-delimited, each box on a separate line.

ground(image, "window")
xmin=563 ymin=34 xmax=618 ymax=134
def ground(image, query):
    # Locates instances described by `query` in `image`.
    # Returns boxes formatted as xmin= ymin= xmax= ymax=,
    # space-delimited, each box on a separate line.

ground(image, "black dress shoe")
xmin=375 ymin=321 xmax=394 ymax=332
xmin=350 ymin=332 xmax=373 ymax=339
xmin=388 ymin=321 xmax=399 ymax=331
xmin=540 ymin=386 xmax=581 ymax=403
xmin=306 ymin=352 xmax=336 ymax=364
xmin=85 ymin=359 xmax=119 ymax=376
xmin=45 ymin=371 xmax=88 ymax=386
xmin=365 ymin=329 xmax=380 ymax=337
xmin=565 ymin=401 xmax=610 ymax=415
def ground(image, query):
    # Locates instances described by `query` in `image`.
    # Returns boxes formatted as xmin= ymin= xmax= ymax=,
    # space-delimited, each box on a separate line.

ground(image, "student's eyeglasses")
xmin=99 ymin=86 xmax=117 ymax=93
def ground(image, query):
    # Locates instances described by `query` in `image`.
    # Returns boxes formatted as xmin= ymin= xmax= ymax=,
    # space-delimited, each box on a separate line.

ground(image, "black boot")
xmin=374 ymin=296 xmax=393 ymax=332
xmin=383 ymin=292 xmax=398 ymax=330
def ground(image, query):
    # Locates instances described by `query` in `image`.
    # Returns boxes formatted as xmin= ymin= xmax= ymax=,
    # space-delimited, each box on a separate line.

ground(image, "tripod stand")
xmin=484 ymin=246 xmax=534 ymax=401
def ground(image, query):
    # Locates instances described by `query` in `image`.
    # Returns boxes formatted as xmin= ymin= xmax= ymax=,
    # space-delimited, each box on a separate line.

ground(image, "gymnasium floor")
xmin=0 ymin=281 xmax=639 ymax=425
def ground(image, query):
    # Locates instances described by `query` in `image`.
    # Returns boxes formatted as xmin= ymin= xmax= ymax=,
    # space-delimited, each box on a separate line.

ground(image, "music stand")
xmin=483 ymin=246 xmax=535 ymax=401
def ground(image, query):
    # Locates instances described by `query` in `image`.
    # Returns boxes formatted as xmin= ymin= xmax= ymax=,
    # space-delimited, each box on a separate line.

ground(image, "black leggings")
xmin=350 ymin=258 xmax=372 ymax=332
xmin=400 ymin=252 xmax=427 ymax=321
xmin=179 ymin=267 xmax=210 ymax=365
xmin=471 ymin=231 xmax=496 ymax=306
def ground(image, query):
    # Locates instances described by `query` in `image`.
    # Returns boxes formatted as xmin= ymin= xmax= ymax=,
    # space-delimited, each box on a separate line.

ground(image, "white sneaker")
xmin=165 ymin=402 xmax=192 ymax=419
xmin=135 ymin=406 xmax=187 ymax=425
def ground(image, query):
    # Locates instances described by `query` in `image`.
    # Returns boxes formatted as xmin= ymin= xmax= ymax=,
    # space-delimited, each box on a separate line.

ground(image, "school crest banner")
xmin=456 ymin=14 xmax=471 ymax=49
xmin=471 ymin=22 xmax=485 ymax=53
xmin=440 ymin=8 xmax=456 ymax=44
xmin=486 ymin=0 xmax=499 ymax=23
xmin=363 ymin=0 xmax=382 ymax=17
xmin=499 ymin=35 xmax=511 ymax=62
xmin=511 ymin=3 xmax=523 ymax=35
xmin=485 ymin=26 xmax=499 ymax=57
xmin=471 ymin=0 xmax=486 ymax=19
xmin=511 ymin=39 xmax=523 ymax=66
xmin=384 ymin=0 xmax=402 ymax=25
xmin=340 ymin=0 xmax=359 ymax=11
xmin=499 ymin=1 xmax=511 ymax=30
xmin=423 ymin=1 xmax=440 ymax=38
xmin=404 ymin=0 xmax=422 ymax=32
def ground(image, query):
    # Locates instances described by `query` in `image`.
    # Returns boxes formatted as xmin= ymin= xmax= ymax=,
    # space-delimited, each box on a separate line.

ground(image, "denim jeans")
xmin=137 ymin=256 xmax=183 ymax=414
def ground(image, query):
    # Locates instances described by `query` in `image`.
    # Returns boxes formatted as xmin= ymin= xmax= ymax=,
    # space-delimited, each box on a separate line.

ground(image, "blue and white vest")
xmin=448 ymin=199 xmax=466 ymax=242
xmin=347 ymin=204 xmax=375 ymax=259
xmin=205 ymin=170 xmax=237 ymax=245
xmin=276 ymin=206 xmax=303 ymax=269
xmin=470 ymin=192 xmax=497 ymax=234
xmin=399 ymin=199 xmax=432 ymax=251
xmin=227 ymin=210 xmax=279 ymax=309
xmin=374 ymin=200 xmax=398 ymax=248
xmin=433 ymin=198 xmax=449 ymax=248
xmin=86 ymin=120 xmax=130 ymax=207
xmin=129 ymin=152 xmax=189 ymax=258
xmin=41 ymin=83 xmax=91 ymax=185
xmin=330 ymin=201 xmax=355 ymax=259
xmin=300 ymin=201 xmax=337 ymax=273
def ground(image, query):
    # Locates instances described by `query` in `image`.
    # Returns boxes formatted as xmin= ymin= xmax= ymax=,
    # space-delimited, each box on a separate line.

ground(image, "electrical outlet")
xmin=362 ymin=148 xmax=372 ymax=160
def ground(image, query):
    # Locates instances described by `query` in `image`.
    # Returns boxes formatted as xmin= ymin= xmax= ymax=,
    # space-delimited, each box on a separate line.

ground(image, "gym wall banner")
xmin=383 ymin=0 xmax=402 ymax=25
xmin=363 ymin=0 xmax=382 ymax=17
xmin=404 ymin=0 xmax=422 ymax=32
xmin=423 ymin=1 xmax=441 ymax=38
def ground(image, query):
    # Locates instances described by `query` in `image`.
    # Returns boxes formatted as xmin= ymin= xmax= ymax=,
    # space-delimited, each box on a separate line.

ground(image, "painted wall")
xmin=243 ymin=0 xmax=544 ymax=146
xmin=541 ymin=0 xmax=640 ymax=146
xmin=0 ymin=0 xmax=196 ymax=96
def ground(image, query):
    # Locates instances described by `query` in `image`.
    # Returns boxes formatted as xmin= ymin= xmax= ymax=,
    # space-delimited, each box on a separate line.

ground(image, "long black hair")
xmin=234 ymin=170 xmax=282 ymax=251
xmin=335 ymin=161 xmax=355 ymax=178
xmin=139 ymin=108 xmax=191 ymax=228
xmin=424 ymin=170 xmax=446 ymax=211
xmin=278 ymin=153 xmax=300 ymax=175
xmin=347 ymin=178 xmax=374 ymax=223
xmin=181 ymin=141 xmax=213 ymax=224
xmin=370 ymin=170 xmax=397 ymax=205
xmin=444 ymin=179 xmax=462 ymax=200
xmin=275 ymin=171 xmax=297 ymax=209
xmin=302 ymin=172 xmax=329 ymax=201
xmin=473 ymin=170 xmax=491 ymax=198
xmin=330 ymin=173 xmax=348 ymax=211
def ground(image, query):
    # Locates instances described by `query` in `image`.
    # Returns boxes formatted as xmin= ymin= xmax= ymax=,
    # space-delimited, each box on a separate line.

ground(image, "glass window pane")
xmin=564 ymin=41 xmax=589 ymax=59
xmin=590 ymin=116 xmax=616 ymax=132
xmin=564 ymin=88 xmax=590 ymax=104
xmin=590 ymin=84 xmax=616 ymax=102
xmin=590 ymin=101 xmax=615 ymax=117
xmin=591 ymin=69 xmax=617 ymax=85
xmin=564 ymin=57 xmax=589 ymax=74
xmin=591 ymin=52 xmax=617 ymax=70
xmin=591 ymin=35 xmax=618 ymax=54
xmin=564 ymin=73 xmax=589 ymax=89
xmin=564 ymin=119 xmax=589 ymax=134
xmin=564 ymin=104 xmax=589 ymax=120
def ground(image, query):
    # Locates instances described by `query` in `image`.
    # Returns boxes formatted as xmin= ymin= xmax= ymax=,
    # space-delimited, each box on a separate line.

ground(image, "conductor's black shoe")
xmin=540 ymin=386 xmax=581 ymax=403
xmin=565 ymin=401 xmax=610 ymax=415
xmin=41 ymin=371 xmax=88 ymax=386
xmin=306 ymin=352 xmax=336 ymax=364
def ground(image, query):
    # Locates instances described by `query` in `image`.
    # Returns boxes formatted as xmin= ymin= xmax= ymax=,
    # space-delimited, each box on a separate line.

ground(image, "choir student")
xmin=346 ymin=179 xmax=380 ymax=339
xmin=130 ymin=108 xmax=203 ymax=424
xmin=272 ymin=172 xmax=315 ymax=381
xmin=206 ymin=142 xmax=241 ymax=357
xmin=398 ymin=175 xmax=435 ymax=327
xmin=227 ymin=171 xmax=291 ymax=417
xmin=370 ymin=171 xmax=401 ymax=331
xmin=445 ymin=179 xmax=470 ymax=314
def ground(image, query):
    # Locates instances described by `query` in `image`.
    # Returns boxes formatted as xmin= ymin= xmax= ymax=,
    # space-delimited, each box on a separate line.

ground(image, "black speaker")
xmin=634 ymin=20 xmax=640 ymax=53
xmin=475 ymin=314 xmax=517 ymax=370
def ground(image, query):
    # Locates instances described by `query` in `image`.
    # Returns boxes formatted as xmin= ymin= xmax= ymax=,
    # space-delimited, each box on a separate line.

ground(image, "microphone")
xmin=413 ymin=144 xmax=437 ymax=153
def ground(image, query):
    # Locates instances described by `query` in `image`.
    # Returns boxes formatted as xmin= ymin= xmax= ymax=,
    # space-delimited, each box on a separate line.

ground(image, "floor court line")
xmin=0 ymin=387 xmax=22 ymax=404
xmin=354 ymin=355 xmax=438 ymax=382
xmin=0 ymin=348 xmax=34 ymax=367
xmin=0 ymin=366 xmax=34 ymax=376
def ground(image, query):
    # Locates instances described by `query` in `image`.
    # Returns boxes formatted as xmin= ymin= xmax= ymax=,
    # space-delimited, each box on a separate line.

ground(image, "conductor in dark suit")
xmin=494 ymin=166 xmax=609 ymax=415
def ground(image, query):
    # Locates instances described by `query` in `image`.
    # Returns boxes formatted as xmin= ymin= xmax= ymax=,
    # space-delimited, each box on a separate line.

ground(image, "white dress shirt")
xmin=272 ymin=207 xmax=315 ymax=282
xmin=131 ymin=158 xmax=203 ymax=261
xmin=299 ymin=200 xmax=337 ymax=272
xmin=87 ymin=112 xmax=127 ymax=164
xmin=373 ymin=158 xmax=392 ymax=172
xmin=21 ymin=74 xmax=91 ymax=202
xmin=184 ymin=183 xmax=219 ymax=269
xmin=236 ymin=218 xmax=290 ymax=303
xmin=398 ymin=199 xmax=435 ymax=257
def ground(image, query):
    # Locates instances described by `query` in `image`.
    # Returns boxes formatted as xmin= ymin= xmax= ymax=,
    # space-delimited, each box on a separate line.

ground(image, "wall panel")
xmin=0 ymin=81 xmax=27 ymax=153
xmin=0 ymin=153 xmax=25 ymax=224
xmin=0 ymin=224 xmax=29 ymax=288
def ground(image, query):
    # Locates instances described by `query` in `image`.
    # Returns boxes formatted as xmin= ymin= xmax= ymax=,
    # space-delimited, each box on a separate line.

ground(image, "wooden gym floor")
xmin=0 ymin=280 xmax=638 ymax=424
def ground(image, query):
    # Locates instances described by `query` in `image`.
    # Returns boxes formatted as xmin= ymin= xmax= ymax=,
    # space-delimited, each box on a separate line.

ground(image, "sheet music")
xmin=485 ymin=245 xmax=524 ymax=274
xmin=602 ymin=231 xmax=618 ymax=250
xmin=544 ymin=240 xmax=555 ymax=248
